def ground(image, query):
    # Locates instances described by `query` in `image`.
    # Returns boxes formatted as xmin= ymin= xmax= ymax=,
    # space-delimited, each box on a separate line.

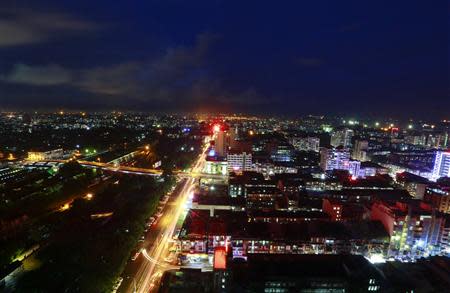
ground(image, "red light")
xmin=213 ymin=124 xmax=221 ymax=133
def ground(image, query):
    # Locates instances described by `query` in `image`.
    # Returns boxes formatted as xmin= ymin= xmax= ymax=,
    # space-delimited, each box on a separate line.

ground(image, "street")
xmin=118 ymin=142 xmax=209 ymax=293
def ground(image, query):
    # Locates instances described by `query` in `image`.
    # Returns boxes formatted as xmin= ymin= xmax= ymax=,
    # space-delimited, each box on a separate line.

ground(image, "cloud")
xmin=0 ymin=32 xmax=268 ymax=110
xmin=75 ymin=32 xmax=221 ymax=101
xmin=1 ymin=63 xmax=72 ymax=85
xmin=0 ymin=8 xmax=99 ymax=47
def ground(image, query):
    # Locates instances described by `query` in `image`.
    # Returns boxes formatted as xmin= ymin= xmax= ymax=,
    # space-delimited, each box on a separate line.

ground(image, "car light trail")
xmin=123 ymin=141 xmax=210 ymax=293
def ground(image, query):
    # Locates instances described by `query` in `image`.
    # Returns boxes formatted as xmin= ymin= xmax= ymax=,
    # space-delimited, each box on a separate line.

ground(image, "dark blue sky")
xmin=0 ymin=0 xmax=448 ymax=119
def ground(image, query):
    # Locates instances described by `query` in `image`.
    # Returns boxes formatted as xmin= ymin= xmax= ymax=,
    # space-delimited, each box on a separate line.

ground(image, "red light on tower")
xmin=213 ymin=124 xmax=221 ymax=133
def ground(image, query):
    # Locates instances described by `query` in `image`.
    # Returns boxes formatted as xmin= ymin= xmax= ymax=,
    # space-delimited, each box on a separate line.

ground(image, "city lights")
xmin=0 ymin=0 xmax=445 ymax=290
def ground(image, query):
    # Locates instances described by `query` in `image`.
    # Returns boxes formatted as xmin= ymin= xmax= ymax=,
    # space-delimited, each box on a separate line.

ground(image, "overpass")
xmin=23 ymin=159 xmax=228 ymax=180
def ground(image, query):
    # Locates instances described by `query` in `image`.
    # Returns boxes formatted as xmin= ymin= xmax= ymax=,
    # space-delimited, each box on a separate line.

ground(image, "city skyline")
xmin=0 ymin=0 xmax=448 ymax=119
xmin=0 ymin=1 xmax=449 ymax=292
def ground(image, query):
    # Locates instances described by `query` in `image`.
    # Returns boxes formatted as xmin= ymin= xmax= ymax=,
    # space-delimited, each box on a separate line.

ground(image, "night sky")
xmin=0 ymin=0 xmax=448 ymax=119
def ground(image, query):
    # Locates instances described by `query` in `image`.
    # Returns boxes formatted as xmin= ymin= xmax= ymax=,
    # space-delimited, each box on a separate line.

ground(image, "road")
xmin=118 ymin=142 xmax=209 ymax=293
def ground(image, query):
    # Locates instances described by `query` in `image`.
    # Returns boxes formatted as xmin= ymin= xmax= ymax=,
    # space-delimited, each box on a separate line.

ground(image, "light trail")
xmin=123 ymin=141 xmax=210 ymax=293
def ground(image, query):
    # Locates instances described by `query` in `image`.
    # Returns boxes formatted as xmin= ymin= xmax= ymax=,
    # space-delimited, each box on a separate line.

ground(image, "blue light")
xmin=208 ymin=149 xmax=216 ymax=157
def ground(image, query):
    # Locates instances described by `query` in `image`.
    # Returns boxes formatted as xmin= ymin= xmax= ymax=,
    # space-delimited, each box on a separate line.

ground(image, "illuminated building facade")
xmin=432 ymin=151 xmax=450 ymax=181
xmin=214 ymin=130 xmax=229 ymax=157
xmin=227 ymin=152 xmax=252 ymax=174
xmin=27 ymin=148 xmax=64 ymax=161
xmin=179 ymin=210 xmax=389 ymax=259
xmin=290 ymin=136 xmax=320 ymax=152
xmin=331 ymin=128 xmax=353 ymax=148
xmin=371 ymin=200 xmax=444 ymax=259
xmin=352 ymin=139 xmax=368 ymax=161
xmin=320 ymin=147 xmax=350 ymax=171
xmin=204 ymin=157 xmax=228 ymax=175
xmin=424 ymin=184 xmax=450 ymax=213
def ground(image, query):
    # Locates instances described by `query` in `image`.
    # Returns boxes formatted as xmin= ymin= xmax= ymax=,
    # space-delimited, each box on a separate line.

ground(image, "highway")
xmin=118 ymin=142 xmax=209 ymax=293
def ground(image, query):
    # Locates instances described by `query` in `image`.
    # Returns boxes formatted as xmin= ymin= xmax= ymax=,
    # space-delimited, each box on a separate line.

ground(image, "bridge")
xmin=23 ymin=159 xmax=228 ymax=180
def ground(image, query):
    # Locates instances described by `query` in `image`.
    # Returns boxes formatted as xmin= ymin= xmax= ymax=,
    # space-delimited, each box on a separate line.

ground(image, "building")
xmin=179 ymin=209 xmax=389 ymax=259
xmin=270 ymin=143 xmax=294 ymax=162
xmin=427 ymin=133 xmax=449 ymax=149
xmin=396 ymin=172 xmax=429 ymax=199
xmin=405 ymin=134 xmax=427 ymax=146
xmin=246 ymin=186 xmax=284 ymax=210
xmin=227 ymin=152 xmax=252 ymax=174
xmin=432 ymin=150 xmax=450 ymax=181
xmin=214 ymin=130 xmax=228 ymax=156
xmin=320 ymin=147 xmax=350 ymax=172
xmin=26 ymin=148 xmax=64 ymax=161
xmin=358 ymin=162 xmax=388 ymax=178
xmin=228 ymin=172 xmax=276 ymax=198
xmin=252 ymin=160 xmax=297 ymax=177
xmin=247 ymin=210 xmax=329 ymax=223
xmin=322 ymin=199 xmax=369 ymax=222
xmin=371 ymin=200 xmax=444 ymax=258
xmin=228 ymin=254 xmax=388 ymax=292
xmin=378 ymin=256 xmax=450 ymax=292
xmin=161 ymin=254 xmax=391 ymax=292
xmin=192 ymin=193 xmax=246 ymax=216
xmin=305 ymin=178 xmax=343 ymax=191
xmin=424 ymin=182 xmax=450 ymax=214
xmin=348 ymin=160 xmax=361 ymax=178
xmin=352 ymin=139 xmax=368 ymax=161
xmin=331 ymin=128 xmax=354 ymax=148
xmin=290 ymin=136 xmax=320 ymax=152
xmin=440 ymin=214 xmax=450 ymax=254
xmin=205 ymin=156 xmax=228 ymax=175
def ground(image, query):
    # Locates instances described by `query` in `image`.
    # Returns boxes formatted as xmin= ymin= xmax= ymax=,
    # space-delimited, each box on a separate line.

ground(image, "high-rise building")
xmin=227 ymin=152 xmax=252 ymax=173
xmin=371 ymin=200 xmax=444 ymax=257
xmin=405 ymin=134 xmax=427 ymax=146
xmin=214 ymin=130 xmax=228 ymax=157
xmin=427 ymin=133 xmax=449 ymax=149
xmin=348 ymin=160 xmax=361 ymax=178
xmin=432 ymin=151 xmax=450 ymax=180
xmin=352 ymin=139 xmax=368 ymax=161
xmin=331 ymin=128 xmax=354 ymax=148
xmin=320 ymin=147 xmax=350 ymax=171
